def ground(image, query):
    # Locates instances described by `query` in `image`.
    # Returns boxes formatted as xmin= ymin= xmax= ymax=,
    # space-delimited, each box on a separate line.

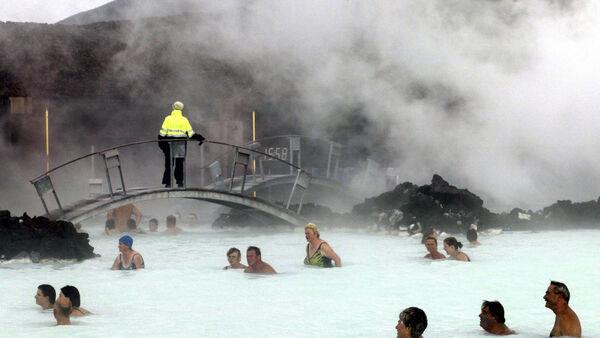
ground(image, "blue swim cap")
xmin=119 ymin=235 xmax=133 ymax=248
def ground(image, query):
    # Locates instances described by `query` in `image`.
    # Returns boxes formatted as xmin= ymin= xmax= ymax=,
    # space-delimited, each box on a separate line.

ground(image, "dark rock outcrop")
xmin=0 ymin=211 xmax=96 ymax=261
xmin=504 ymin=199 xmax=600 ymax=229
xmin=353 ymin=174 xmax=500 ymax=232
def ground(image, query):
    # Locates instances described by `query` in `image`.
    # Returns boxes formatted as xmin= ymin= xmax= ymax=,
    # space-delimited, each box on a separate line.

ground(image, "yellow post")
xmin=252 ymin=110 xmax=257 ymax=198
xmin=45 ymin=107 xmax=49 ymax=172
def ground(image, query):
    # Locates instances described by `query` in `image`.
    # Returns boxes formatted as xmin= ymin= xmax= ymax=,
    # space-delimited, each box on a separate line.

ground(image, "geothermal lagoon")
xmin=1 ymin=224 xmax=598 ymax=337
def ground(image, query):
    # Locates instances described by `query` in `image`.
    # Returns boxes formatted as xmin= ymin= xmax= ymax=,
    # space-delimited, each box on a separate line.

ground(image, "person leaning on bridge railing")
xmin=158 ymin=101 xmax=205 ymax=188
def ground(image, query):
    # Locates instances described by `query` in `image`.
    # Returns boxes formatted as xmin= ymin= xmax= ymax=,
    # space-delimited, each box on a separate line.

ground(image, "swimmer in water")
xmin=148 ymin=218 xmax=159 ymax=232
xmin=35 ymin=284 xmax=55 ymax=310
xmin=244 ymin=246 xmax=276 ymax=274
xmin=423 ymin=236 xmax=445 ymax=260
xmin=443 ymin=237 xmax=470 ymax=262
xmin=106 ymin=203 xmax=142 ymax=233
xmin=111 ymin=235 xmax=145 ymax=270
xmin=223 ymin=247 xmax=247 ymax=270
xmin=104 ymin=219 xmax=118 ymax=236
xmin=396 ymin=307 xmax=428 ymax=338
xmin=163 ymin=214 xmax=183 ymax=235
xmin=59 ymin=285 xmax=91 ymax=316
xmin=303 ymin=223 xmax=341 ymax=267
xmin=127 ymin=218 xmax=144 ymax=234
xmin=479 ymin=300 xmax=515 ymax=335
xmin=53 ymin=295 xmax=72 ymax=325
xmin=544 ymin=281 xmax=581 ymax=338
xmin=467 ymin=228 xmax=480 ymax=246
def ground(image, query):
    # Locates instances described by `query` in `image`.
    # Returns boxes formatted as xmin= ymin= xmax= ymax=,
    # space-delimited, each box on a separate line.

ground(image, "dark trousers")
xmin=161 ymin=147 xmax=184 ymax=186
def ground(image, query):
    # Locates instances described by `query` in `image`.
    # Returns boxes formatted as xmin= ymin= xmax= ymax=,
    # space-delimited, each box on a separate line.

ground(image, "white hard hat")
xmin=172 ymin=101 xmax=184 ymax=110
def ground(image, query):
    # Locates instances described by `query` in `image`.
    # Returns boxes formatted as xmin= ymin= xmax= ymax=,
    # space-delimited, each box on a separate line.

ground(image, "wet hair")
xmin=424 ymin=236 xmax=437 ymax=245
xmin=482 ymin=300 xmax=505 ymax=324
xmin=227 ymin=247 xmax=241 ymax=258
xmin=421 ymin=227 xmax=435 ymax=244
xmin=247 ymin=246 xmax=261 ymax=256
xmin=166 ymin=215 xmax=176 ymax=227
xmin=399 ymin=307 xmax=428 ymax=338
xmin=466 ymin=229 xmax=478 ymax=242
xmin=105 ymin=219 xmax=115 ymax=230
xmin=60 ymin=285 xmax=81 ymax=308
xmin=127 ymin=218 xmax=137 ymax=230
xmin=149 ymin=218 xmax=158 ymax=225
xmin=38 ymin=284 xmax=56 ymax=304
xmin=305 ymin=223 xmax=320 ymax=238
xmin=443 ymin=237 xmax=463 ymax=250
xmin=550 ymin=281 xmax=570 ymax=303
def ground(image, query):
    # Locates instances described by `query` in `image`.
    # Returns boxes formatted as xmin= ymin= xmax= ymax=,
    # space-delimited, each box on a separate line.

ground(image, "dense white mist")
xmin=154 ymin=0 xmax=599 ymax=210
xmin=0 ymin=0 xmax=111 ymax=23
xmin=3 ymin=0 xmax=599 ymax=214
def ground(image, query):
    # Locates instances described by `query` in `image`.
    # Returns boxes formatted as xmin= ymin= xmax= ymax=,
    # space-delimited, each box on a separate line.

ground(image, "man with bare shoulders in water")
xmin=423 ymin=236 xmax=445 ymax=260
xmin=163 ymin=214 xmax=183 ymax=235
xmin=544 ymin=281 xmax=581 ymax=337
xmin=107 ymin=203 xmax=142 ymax=233
xmin=244 ymin=246 xmax=276 ymax=274
xmin=479 ymin=300 xmax=515 ymax=335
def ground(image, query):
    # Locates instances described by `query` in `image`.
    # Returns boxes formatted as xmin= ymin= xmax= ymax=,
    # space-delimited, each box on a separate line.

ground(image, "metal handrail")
xmin=30 ymin=139 xmax=307 ymax=183
xmin=248 ymin=134 xmax=345 ymax=148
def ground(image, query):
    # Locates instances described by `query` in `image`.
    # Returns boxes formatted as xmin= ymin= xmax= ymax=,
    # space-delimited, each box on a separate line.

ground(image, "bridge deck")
xmin=54 ymin=187 xmax=307 ymax=227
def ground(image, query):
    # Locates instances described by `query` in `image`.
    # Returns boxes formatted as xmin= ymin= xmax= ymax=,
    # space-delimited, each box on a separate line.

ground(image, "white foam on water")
xmin=0 ymin=227 xmax=598 ymax=337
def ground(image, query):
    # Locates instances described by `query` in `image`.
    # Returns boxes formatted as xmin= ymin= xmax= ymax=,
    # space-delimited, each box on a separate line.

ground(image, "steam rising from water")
xmin=102 ymin=0 xmax=600 ymax=209
xmin=2 ymin=0 xmax=600 ymax=214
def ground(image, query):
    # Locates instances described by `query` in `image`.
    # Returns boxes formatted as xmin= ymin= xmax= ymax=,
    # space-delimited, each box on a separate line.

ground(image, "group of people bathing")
xmin=42 ymin=219 xmax=583 ymax=336
xmin=105 ymin=213 xmax=183 ymax=236
xmin=223 ymin=222 xmax=342 ymax=273
xmin=34 ymin=284 xmax=90 ymax=326
xmin=396 ymin=281 xmax=582 ymax=337
xmin=422 ymin=225 xmax=481 ymax=261
xmin=109 ymin=222 xmax=341 ymax=272
xmin=33 ymin=278 xmax=582 ymax=336
xmin=406 ymin=226 xmax=582 ymax=337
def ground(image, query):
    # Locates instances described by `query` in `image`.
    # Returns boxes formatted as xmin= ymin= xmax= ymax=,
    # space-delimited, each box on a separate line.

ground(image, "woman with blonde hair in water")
xmin=303 ymin=223 xmax=341 ymax=267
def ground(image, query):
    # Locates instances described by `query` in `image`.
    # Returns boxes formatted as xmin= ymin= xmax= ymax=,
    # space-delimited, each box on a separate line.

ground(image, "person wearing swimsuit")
xmin=59 ymin=285 xmax=91 ymax=316
xmin=443 ymin=237 xmax=470 ymax=262
xmin=111 ymin=235 xmax=145 ymax=270
xmin=303 ymin=223 xmax=341 ymax=267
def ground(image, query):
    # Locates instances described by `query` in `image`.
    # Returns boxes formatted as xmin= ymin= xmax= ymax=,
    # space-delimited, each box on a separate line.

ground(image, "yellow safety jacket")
xmin=159 ymin=109 xmax=195 ymax=138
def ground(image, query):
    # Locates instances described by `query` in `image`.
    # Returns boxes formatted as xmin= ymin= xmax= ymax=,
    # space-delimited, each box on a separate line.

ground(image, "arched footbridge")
xmin=30 ymin=139 xmax=351 ymax=227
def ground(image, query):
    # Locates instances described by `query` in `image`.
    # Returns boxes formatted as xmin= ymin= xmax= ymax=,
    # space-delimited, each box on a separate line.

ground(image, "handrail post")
xmin=229 ymin=147 xmax=239 ymax=192
xmin=326 ymin=142 xmax=333 ymax=178
xmin=32 ymin=175 xmax=63 ymax=218
xmin=286 ymin=169 xmax=311 ymax=213
xmin=229 ymin=147 xmax=251 ymax=194
xmin=101 ymin=149 xmax=126 ymax=197
xmin=103 ymin=154 xmax=114 ymax=197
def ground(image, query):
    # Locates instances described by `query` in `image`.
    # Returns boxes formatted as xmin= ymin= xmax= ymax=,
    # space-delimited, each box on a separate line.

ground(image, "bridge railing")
xmin=247 ymin=135 xmax=345 ymax=180
xmin=30 ymin=139 xmax=312 ymax=218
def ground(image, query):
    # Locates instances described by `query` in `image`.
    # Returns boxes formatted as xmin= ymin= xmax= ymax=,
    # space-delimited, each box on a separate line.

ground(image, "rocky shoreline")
xmin=213 ymin=174 xmax=600 ymax=233
xmin=0 ymin=211 xmax=96 ymax=261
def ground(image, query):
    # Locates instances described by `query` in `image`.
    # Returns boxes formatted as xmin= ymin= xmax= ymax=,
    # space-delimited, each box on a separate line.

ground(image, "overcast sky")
xmin=0 ymin=0 xmax=111 ymax=23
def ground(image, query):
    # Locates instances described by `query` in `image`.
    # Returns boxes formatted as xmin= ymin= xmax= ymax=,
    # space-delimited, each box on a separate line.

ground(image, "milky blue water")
xmin=0 ymin=226 xmax=598 ymax=337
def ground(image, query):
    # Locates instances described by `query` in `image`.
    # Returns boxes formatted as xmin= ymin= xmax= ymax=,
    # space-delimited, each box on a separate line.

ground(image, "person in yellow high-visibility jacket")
xmin=158 ymin=101 xmax=204 ymax=187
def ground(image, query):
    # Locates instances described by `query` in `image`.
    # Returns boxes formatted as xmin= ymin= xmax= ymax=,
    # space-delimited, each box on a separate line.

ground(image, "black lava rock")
xmin=352 ymin=175 xmax=500 ymax=233
xmin=0 ymin=211 xmax=96 ymax=261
